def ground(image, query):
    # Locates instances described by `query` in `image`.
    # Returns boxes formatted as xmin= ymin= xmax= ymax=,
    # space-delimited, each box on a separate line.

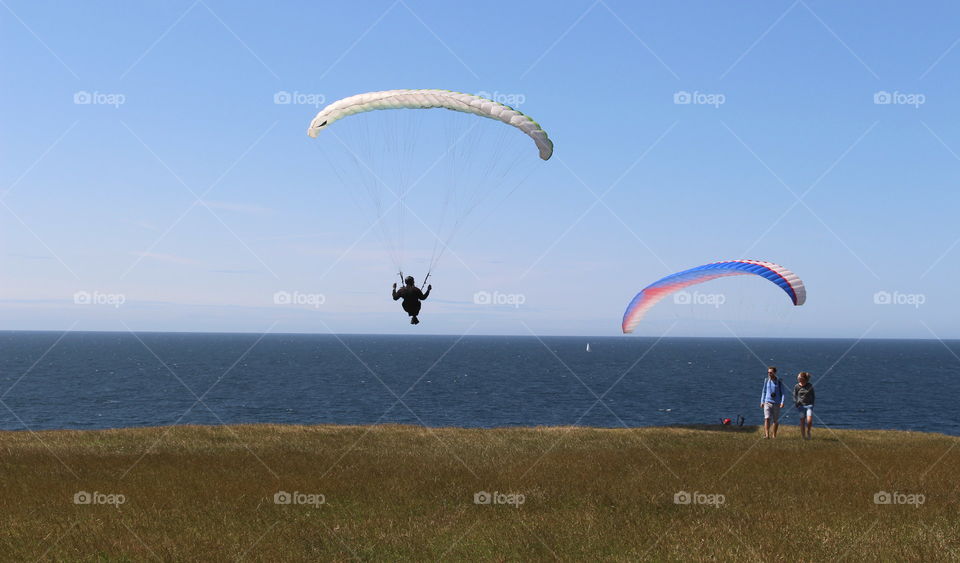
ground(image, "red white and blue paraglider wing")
xmin=621 ymin=260 xmax=806 ymax=333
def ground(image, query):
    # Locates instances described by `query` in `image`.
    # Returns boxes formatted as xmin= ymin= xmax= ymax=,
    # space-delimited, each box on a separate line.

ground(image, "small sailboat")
xmin=585 ymin=343 xmax=591 ymax=352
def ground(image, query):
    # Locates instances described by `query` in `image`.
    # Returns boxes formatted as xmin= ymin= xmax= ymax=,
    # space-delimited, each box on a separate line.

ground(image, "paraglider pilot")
xmin=393 ymin=276 xmax=431 ymax=325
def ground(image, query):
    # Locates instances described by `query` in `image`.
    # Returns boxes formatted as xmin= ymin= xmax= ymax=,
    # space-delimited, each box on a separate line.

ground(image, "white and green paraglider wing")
xmin=307 ymin=89 xmax=553 ymax=160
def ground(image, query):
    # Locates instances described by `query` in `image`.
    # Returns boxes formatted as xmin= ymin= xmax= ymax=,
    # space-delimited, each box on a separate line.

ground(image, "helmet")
xmin=405 ymin=276 xmax=415 ymax=284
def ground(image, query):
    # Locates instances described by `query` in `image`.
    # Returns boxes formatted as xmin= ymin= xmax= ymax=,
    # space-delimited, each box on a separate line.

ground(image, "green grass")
xmin=1 ymin=424 xmax=958 ymax=561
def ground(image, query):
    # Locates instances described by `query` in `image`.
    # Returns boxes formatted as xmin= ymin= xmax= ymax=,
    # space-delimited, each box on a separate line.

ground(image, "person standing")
xmin=793 ymin=372 xmax=815 ymax=440
xmin=760 ymin=366 xmax=785 ymax=439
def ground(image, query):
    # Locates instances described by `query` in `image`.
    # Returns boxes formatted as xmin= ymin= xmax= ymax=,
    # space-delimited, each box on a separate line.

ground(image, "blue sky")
xmin=1 ymin=0 xmax=959 ymax=338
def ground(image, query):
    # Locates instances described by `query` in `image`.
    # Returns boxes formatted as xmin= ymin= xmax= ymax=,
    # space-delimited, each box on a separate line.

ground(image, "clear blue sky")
xmin=2 ymin=0 xmax=958 ymax=338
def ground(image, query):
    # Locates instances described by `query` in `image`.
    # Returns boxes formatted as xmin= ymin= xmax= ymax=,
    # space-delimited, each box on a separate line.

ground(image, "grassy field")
xmin=1 ymin=424 xmax=958 ymax=561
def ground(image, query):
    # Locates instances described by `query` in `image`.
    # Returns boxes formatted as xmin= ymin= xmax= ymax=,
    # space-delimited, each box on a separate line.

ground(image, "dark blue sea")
xmin=1 ymin=332 xmax=957 ymax=435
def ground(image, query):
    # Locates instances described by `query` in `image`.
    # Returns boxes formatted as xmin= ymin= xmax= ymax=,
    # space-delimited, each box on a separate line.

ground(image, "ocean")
xmin=1 ymin=331 xmax=956 ymax=435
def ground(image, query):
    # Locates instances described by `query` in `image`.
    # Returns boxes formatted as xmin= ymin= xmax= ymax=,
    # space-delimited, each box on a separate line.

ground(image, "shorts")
xmin=763 ymin=403 xmax=781 ymax=422
xmin=796 ymin=405 xmax=813 ymax=419
xmin=401 ymin=300 xmax=421 ymax=317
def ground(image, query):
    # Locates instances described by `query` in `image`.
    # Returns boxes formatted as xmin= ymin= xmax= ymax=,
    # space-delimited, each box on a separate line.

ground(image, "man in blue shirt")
xmin=760 ymin=366 xmax=785 ymax=439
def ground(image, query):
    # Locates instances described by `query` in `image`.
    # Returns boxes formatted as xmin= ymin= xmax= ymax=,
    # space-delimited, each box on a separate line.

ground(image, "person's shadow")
xmin=665 ymin=423 xmax=758 ymax=433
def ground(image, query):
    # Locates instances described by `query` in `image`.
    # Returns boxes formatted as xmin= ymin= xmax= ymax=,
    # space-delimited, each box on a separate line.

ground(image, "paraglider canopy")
xmin=307 ymin=88 xmax=553 ymax=283
xmin=622 ymin=259 xmax=806 ymax=333
xmin=308 ymin=89 xmax=553 ymax=160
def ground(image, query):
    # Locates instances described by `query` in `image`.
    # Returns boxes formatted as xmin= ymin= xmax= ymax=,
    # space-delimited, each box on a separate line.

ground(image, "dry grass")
xmin=1 ymin=424 xmax=958 ymax=561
